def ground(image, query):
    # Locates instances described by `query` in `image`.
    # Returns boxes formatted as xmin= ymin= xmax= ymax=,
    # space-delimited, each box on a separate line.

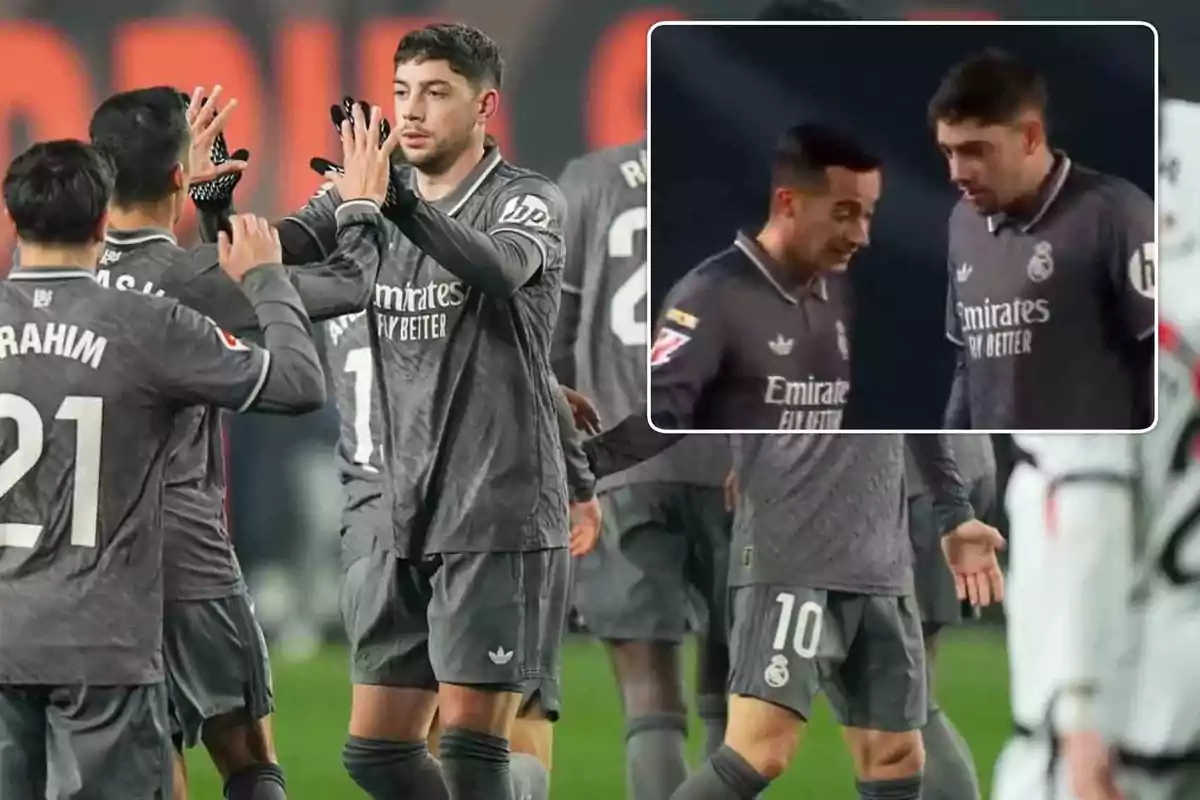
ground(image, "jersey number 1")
xmin=345 ymin=348 xmax=377 ymax=470
xmin=0 ymin=393 xmax=102 ymax=548
xmin=608 ymin=206 xmax=648 ymax=347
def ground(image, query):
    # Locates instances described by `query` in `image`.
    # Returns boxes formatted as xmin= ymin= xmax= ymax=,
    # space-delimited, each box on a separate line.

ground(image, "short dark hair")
xmin=756 ymin=0 xmax=862 ymax=20
xmin=89 ymin=86 xmax=190 ymax=207
xmin=928 ymin=49 xmax=1048 ymax=127
xmin=772 ymin=123 xmax=881 ymax=189
xmin=394 ymin=22 xmax=504 ymax=90
xmin=3 ymin=139 xmax=113 ymax=246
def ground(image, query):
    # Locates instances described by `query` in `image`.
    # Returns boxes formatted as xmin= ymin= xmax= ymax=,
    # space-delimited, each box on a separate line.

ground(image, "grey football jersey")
xmin=945 ymin=154 xmax=1155 ymax=429
xmin=729 ymin=434 xmax=973 ymax=593
xmin=97 ymin=215 xmax=383 ymax=601
xmin=905 ymin=434 xmax=995 ymax=497
xmin=650 ymin=233 xmax=854 ymax=431
xmin=291 ymin=146 xmax=570 ymax=555
xmin=0 ymin=269 xmax=271 ymax=685
xmin=555 ymin=143 xmax=728 ymax=490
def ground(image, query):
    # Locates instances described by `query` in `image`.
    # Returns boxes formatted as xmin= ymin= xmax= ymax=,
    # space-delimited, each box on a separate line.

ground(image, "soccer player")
xmin=905 ymin=434 xmax=996 ymax=800
xmin=583 ymin=432 xmax=1007 ymax=800
xmin=281 ymin=23 xmax=576 ymax=800
xmin=0 ymin=139 xmax=326 ymax=799
xmin=325 ymin=300 xmax=595 ymax=800
xmin=85 ymin=85 xmax=394 ymax=800
xmin=554 ymin=140 xmax=734 ymax=799
xmin=644 ymin=123 xmax=875 ymax=432
xmin=934 ymin=49 xmax=1155 ymax=430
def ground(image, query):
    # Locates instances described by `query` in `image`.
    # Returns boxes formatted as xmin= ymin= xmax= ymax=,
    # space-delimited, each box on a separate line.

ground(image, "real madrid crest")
xmin=835 ymin=320 xmax=849 ymax=361
xmin=1027 ymin=241 xmax=1054 ymax=283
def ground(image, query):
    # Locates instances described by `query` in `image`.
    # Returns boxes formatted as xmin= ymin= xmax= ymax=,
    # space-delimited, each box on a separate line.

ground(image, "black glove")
xmin=310 ymin=96 xmax=410 ymax=214
xmin=178 ymin=91 xmax=250 ymax=208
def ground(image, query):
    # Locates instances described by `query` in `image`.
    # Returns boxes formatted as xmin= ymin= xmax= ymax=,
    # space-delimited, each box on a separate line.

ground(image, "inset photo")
xmin=646 ymin=21 xmax=1158 ymax=432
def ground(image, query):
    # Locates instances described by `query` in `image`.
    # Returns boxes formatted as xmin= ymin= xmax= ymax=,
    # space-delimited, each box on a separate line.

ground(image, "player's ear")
xmin=773 ymin=186 xmax=797 ymax=218
xmin=170 ymin=161 xmax=187 ymax=193
xmin=477 ymin=87 xmax=499 ymax=125
xmin=1017 ymin=112 xmax=1044 ymax=156
xmin=94 ymin=209 xmax=109 ymax=243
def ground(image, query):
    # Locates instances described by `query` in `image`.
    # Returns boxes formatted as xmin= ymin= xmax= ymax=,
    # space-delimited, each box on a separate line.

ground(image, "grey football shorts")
xmin=162 ymin=591 xmax=274 ymax=749
xmin=727 ymin=584 xmax=927 ymax=732
xmin=572 ymin=483 xmax=732 ymax=643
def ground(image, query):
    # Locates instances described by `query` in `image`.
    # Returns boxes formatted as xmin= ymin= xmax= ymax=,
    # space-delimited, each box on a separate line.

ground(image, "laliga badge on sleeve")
xmin=649 ymin=328 xmax=690 ymax=367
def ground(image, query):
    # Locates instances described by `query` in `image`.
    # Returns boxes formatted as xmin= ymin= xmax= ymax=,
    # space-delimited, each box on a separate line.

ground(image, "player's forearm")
xmin=553 ymin=384 xmax=596 ymax=502
xmin=394 ymin=200 xmax=541 ymax=297
xmin=583 ymin=414 xmax=682 ymax=479
xmin=908 ymin=434 xmax=974 ymax=533
xmin=550 ymin=292 xmax=582 ymax=386
xmin=944 ymin=348 xmax=971 ymax=429
xmin=236 ymin=266 xmax=327 ymax=414
xmin=1051 ymin=473 xmax=1135 ymax=730
xmin=279 ymin=201 xmax=387 ymax=322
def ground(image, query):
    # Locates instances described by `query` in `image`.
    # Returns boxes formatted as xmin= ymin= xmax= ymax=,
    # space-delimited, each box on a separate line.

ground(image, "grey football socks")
xmin=696 ymin=694 xmax=728 ymax=759
xmin=438 ymin=727 xmax=513 ymax=800
xmin=669 ymin=745 xmax=769 ymax=799
xmin=223 ymin=762 xmax=286 ymax=800
xmin=508 ymin=752 xmax=549 ymax=800
xmin=341 ymin=736 xmax=449 ymax=799
xmin=858 ymin=774 xmax=923 ymax=799
xmin=626 ymin=712 xmax=689 ymax=799
xmin=920 ymin=709 xmax=980 ymax=800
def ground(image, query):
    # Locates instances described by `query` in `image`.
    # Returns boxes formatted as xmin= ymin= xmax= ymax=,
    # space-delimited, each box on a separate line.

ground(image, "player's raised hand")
xmin=941 ymin=518 xmax=1006 ymax=608
xmin=184 ymin=86 xmax=248 ymax=185
xmin=561 ymin=387 xmax=602 ymax=435
xmin=218 ymin=214 xmax=282 ymax=282
xmin=327 ymin=103 xmax=401 ymax=208
xmin=569 ymin=497 xmax=602 ymax=556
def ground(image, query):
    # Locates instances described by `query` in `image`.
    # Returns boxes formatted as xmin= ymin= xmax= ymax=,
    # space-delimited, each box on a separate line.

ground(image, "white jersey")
xmin=1003 ymin=98 xmax=1200 ymax=758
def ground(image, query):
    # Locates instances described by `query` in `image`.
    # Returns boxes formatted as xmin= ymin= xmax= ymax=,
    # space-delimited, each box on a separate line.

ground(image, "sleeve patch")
xmin=665 ymin=308 xmax=699 ymax=329
xmin=205 ymin=315 xmax=250 ymax=351
xmin=497 ymin=194 xmax=552 ymax=230
xmin=1127 ymin=241 xmax=1157 ymax=299
xmin=649 ymin=328 xmax=691 ymax=367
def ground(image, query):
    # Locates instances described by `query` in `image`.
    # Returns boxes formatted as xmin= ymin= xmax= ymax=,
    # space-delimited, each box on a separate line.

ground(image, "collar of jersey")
xmin=733 ymin=231 xmax=828 ymax=305
xmin=9 ymin=267 xmax=97 ymax=282
xmin=104 ymin=227 xmax=177 ymax=247
xmin=409 ymin=145 xmax=504 ymax=217
xmin=986 ymin=151 xmax=1072 ymax=235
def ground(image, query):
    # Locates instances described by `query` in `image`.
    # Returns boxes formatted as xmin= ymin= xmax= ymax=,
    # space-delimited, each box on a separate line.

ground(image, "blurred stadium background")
xmin=1 ymin=0 xmax=1194 ymax=796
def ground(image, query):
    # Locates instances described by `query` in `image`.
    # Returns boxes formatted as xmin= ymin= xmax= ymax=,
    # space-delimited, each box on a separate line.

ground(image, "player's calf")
xmin=201 ymin=711 xmax=286 ymax=800
xmin=609 ymin=640 xmax=690 ymax=800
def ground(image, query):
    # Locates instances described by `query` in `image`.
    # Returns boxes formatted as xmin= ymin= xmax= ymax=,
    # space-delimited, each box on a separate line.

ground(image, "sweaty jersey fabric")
xmin=290 ymin=146 xmax=570 ymax=555
xmin=97 ymin=211 xmax=385 ymax=600
xmin=0 ymin=269 xmax=271 ymax=684
xmin=945 ymin=154 xmax=1155 ymax=430
xmin=554 ymin=142 xmax=728 ymax=491
xmin=729 ymin=434 xmax=973 ymax=594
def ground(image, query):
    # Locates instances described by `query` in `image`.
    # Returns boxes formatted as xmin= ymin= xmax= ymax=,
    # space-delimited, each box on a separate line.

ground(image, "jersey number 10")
xmin=0 ymin=393 xmax=102 ymax=548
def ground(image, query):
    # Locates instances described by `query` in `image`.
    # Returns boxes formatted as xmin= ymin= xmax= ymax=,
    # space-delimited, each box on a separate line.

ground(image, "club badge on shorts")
xmin=764 ymin=654 xmax=790 ymax=688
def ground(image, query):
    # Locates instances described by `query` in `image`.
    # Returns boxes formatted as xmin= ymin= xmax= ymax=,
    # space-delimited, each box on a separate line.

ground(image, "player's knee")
xmin=200 ymin=712 xmax=275 ymax=779
xmin=726 ymin=724 xmax=800 ymax=780
xmin=437 ymin=683 xmax=523 ymax=736
xmin=223 ymin=762 xmax=286 ymax=800
xmin=342 ymin=736 xmax=445 ymax=799
xmin=609 ymin=641 xmax=686 ymax=716
xmin=852 ymin=730 xmax=925 ymax=780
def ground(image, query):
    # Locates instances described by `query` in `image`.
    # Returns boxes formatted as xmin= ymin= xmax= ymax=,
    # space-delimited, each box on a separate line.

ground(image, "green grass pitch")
xmin=184 ymin=627 xmax=1010 ymax=797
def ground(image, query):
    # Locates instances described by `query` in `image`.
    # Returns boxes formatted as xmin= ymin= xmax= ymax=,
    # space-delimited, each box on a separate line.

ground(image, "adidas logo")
xmin=956 ymin=262 xmax=973 ymax=283
xmin=488 ymin=646 xmax=513 ymax=665
xmin=768 ymin=335 xmax=794 ymax=356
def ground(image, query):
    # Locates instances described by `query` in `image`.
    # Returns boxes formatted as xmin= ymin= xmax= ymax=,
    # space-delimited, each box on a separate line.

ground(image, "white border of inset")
xmin=644 ymin=19 xmax=1160 ymax=435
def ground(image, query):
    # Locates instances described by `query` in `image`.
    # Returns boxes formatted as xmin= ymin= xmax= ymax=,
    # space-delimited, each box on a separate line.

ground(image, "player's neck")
xmin=106 ymin=204 xmax=176 ymax=235
xmin=414 ymin=139 xmax=488 ymax=202
xmin=1008 ymin=148 xmax=1057 ymax=218
xmin=757 ymin=224 xmax=822 ymax=282
xmin=16 ymin=243 xmax=99 ymax=270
